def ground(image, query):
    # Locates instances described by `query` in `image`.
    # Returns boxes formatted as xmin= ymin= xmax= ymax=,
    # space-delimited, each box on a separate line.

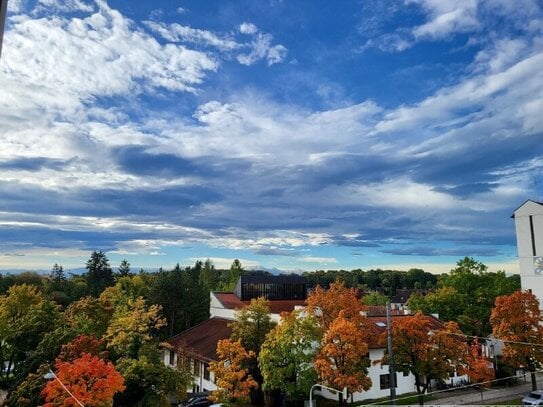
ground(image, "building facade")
xmin=512 ymin=200 xmax=543 ymax=305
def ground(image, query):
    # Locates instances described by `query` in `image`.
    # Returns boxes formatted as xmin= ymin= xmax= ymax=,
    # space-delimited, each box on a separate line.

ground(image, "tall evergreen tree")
xmin=85 ymin=251 xmax=114 ymax=297
xmin=118 ymin=259 xmax=131 ymax=277
xmin=200 ymin=258 xmax=218 ymax=291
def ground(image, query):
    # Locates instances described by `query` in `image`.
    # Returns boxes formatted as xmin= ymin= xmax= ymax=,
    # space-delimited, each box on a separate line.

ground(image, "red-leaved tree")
xmin=42 ymin=353 xmax=125 ymax=407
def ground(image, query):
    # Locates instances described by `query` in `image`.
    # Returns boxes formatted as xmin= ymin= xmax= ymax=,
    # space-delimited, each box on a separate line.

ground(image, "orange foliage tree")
xmin=306 ymin=280 xmax=362 ymax=333
xmin=461 ymin=339 xmax=494 ymax=387
xmin=314 ymin=312 xmax=372 ymax=401
xmin=490 ymin=290 xmax=543 ymax=390
xmin=384 ymin=313 xmax=467 ymax=406
xmin=41 ymin=353 xmax=125 ymax=407
xmin=209 ymin=339 xmax=258 ymax=405
xmin=57 ymin=335 xmax=108 ymax=362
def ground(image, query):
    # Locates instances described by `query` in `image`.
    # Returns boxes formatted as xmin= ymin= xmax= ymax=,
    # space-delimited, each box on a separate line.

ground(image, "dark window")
xmin=530 ymin=215 xmax=537 ymax=256
xmin=380 ymin=373 xmax=398 ymax=390
xmin=204 ymin=363 xmax=210 ymax=381
xmin=403 ymin=370 xmax=409 ymax=377
xmin=169 ymin=350 xmax=175 ymax=365
xmin=193 ymin=359 xmax=200 ymax=376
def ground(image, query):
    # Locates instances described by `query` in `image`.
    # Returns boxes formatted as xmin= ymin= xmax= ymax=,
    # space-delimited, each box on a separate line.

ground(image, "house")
xmin=163 ymin=275 xmax=461 ymax=401
xmin=512 ymin=200 xmax=543 ymax=306
xmin=163 ymin=274 xmax=308 ymax=393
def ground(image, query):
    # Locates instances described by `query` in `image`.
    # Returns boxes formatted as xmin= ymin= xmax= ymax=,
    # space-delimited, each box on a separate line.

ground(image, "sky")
xmin=0 ymin=0 xmax=542 ymax=274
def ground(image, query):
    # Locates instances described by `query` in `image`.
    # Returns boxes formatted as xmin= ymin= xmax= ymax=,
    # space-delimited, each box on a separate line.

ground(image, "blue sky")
xmin=1 ymin=0 xmax=542 ymax=274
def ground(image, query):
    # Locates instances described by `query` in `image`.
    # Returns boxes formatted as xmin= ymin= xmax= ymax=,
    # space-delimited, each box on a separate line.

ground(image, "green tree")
xmin=408 ymin=257 xmax=520 ymax=336
xmin=0 ymin=284 xmax=61 ymax=381
xmin=118 ymin=259 xmax=132 ymax=277
xmin=200 ymin=258 xmax=218 ymax=291
xmin=104 ymin=297 xmax=166 ymax=359
xmin=85 ymin=250 xmax=114 ymax=296
xmin=259 ymin=311 xmax=320 ymax=400
xmin=230 ymin=297 xmax=275 ymax=405
xmin=219 ymin=259 xmax=244 ymax=291
xmin=362 ymin=291 xmax=389 ymax=306
xmin=115 ymin=344 xmax=192 ymax=407
xmin=230 ymin=297 xmax=276 ymax=355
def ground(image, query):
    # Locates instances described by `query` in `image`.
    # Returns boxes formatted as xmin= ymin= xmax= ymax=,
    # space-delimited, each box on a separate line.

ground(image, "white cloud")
xmin=144 ymin=21 xmax=241 ymax=51
xmin=299 ymin=256 xmax=338 ymax=264
xmin=35 ymin=0 xmax=94 ymax=13
xmin=239 ymin=22 xmax=258 ymax=35
xmin=409 ymin=0 xmax=480 ymax=39
xmin=237 ymin=33 xmax=287 ymax=66
xmin=266 ymin=44 xmax=288 ymax=65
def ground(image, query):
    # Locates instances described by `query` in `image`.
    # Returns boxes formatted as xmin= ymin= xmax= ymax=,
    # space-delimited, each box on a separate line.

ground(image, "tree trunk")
xmin=414 ymin=374 xmax=425 ymax=406
xmin=531 ymin=367 xmax=538 ymax=391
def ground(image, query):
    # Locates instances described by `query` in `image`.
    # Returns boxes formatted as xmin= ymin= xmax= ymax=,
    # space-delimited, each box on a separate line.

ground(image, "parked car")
xmin=523 ymin=390 xmax=543 ymax=406
xmin=178 ymin=393 xmax=213 ymax=407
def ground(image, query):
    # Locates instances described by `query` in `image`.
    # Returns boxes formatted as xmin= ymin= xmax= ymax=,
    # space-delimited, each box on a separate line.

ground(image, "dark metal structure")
xmin=234 ymin=274 xmax=307 ymax=301
xmin=0 ymin=0 xmax=7 ymax=59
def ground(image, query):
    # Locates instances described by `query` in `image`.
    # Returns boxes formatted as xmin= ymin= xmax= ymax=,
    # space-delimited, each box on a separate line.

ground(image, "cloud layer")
xmin=0 ymin=0 xmax=542 ymax=271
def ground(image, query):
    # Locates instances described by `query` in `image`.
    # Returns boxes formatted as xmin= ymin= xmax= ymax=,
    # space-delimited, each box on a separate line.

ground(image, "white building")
xmin=163 ymin=276 xmax=460 ymax=402
xmin=512 ymin=200 xmax=543 ymax=305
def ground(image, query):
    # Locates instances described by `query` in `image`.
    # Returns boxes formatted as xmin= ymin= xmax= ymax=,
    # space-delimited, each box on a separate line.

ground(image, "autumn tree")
xmin=461 ymin=339 xmax=494 ymax=387
xmin=57 ymin=335 xmax=108 ymax=362
xmin=210 ymin=339 xmax=258 ymax=406
xmin=259 ymin=311 xmax=320 ymax=400
xmin=490 ymin=290 xmax=543 ymax=390
xmin=306 ymin=280 xmax=363 ymax=333
xmin=230 ymin=297 xmax=275 ymax=404
xmin=314 ymin=312 xmax=372 ymax=402
xmin=85 ymin=251 xmax=115 ymax=296
xmin=64 ymin=296 xmax=112 ymax=337
xmin=230 ymin=297 xmax=276 ymax=355
xmin=0 ymin=284 xmax=61 ymax=380
xmin=41 ymin=353 xmax=125 ymax=407
xmin=383 ymin=313 xmax=468 ymax=406
xmin=104 ymin=296 xmax=166 ymax=358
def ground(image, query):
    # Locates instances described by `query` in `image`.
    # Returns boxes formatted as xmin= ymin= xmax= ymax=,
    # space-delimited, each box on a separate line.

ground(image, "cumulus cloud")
xmin=239 ymin=22 xmax=258 ymax=35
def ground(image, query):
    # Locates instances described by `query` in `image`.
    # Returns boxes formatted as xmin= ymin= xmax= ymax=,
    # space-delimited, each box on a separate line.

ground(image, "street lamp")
xmin=44 ymin=369 xmax=85 ymax=407
xmin=309 ymin=383 xmax=348 ymax=407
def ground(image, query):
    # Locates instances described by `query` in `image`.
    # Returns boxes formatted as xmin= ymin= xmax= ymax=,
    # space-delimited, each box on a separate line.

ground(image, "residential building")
xmin=163 ymin=275 xmax=462 ymax=402
xmin=512 ymin=200 xmax=543 ymax=305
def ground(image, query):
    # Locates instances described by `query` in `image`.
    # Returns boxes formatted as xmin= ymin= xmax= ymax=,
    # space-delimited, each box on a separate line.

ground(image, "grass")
xmin=486 ymin=397 xmax=522 ymax=406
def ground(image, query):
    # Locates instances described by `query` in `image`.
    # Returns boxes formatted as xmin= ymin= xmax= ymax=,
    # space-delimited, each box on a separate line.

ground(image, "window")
xmin=403 ymin=370 xmax=409 ymax=377
xmin=380 ymin=373 xmax=398 ymax=390
xmin=169 ymin=350 xmax=175 ymax=366
xmin=204 ymin=363 xmax=210 ymax=381
xmin=193 ymin=359 xmax=200 ymax=376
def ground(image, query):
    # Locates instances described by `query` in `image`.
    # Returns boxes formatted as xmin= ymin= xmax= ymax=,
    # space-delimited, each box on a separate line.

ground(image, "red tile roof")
xmin=214 ymin=292 xmax=306 ymax=314
xmin=167 ymin=317 xmax=233 ymax=362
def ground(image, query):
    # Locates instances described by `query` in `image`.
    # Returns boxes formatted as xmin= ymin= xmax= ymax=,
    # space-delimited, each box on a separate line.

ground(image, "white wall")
xmin=514 ymin=201 xmax=543 ymax=307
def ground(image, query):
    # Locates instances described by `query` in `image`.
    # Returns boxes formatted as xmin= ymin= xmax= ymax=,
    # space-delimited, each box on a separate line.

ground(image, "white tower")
xmin=512 ymin=200 xmax=543 ymax=305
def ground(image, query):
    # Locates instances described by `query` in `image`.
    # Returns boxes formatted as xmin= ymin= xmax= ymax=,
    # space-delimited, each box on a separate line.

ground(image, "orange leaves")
xmin=314 ymin=313 xmax=372 ymax=395
xmin=461 ymin=340 xmax=494 ymax=386
xmin=490 ymin=290 xmax=543 ymax=368
xmin=210 ymin=339 xmax=258 ymax=404
xmin=41 ymin=353 xmax=125 ymax=407
xmin=306 ymin=280 xmax=362 ymax=332
xmin=386 ymin=312 xmax=469 ymax=397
